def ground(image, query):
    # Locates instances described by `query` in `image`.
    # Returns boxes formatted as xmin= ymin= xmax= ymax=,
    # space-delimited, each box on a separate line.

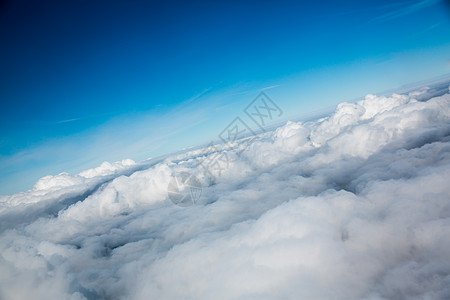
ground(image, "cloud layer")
xmin=1 ymin=84 xmax=450 ymax=300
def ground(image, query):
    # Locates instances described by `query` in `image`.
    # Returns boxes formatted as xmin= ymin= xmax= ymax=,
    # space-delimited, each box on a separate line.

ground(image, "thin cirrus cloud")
xmin=371 ymin=0 xmax=441 ymax=22
xmin=0 ymin=79 xmax=449 ymax=299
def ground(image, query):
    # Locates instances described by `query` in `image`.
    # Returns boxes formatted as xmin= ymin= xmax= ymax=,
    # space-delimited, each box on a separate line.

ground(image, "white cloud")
xmin=371 ymin=0 xmax=440 ymax=22
xmin=1 ymin=84 xmax=450 ymax=299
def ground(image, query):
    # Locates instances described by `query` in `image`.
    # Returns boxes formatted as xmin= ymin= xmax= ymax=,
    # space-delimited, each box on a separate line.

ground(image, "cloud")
xmin=1 ymin=82 xmax=450 ymax=299
xmin=371 ymin=0 xmax=440 ymax=22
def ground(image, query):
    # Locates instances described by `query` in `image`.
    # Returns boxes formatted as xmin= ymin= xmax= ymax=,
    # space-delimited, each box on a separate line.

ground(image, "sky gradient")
xmin=1 ymin=0 xmax=450 ymax=194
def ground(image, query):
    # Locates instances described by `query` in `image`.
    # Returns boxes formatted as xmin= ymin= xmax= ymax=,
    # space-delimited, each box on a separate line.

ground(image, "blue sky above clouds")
xmin=0 ymin=0 xmax=450 ymax=194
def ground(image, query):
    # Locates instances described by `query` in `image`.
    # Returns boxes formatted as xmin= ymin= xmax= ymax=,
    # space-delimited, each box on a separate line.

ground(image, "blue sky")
xmin=0 ymin=0 xmax=449 ymax=194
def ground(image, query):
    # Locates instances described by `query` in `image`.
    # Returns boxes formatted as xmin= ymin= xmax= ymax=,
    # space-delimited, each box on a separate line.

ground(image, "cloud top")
xmin=1 ymin=85 xmax=450 ymax=300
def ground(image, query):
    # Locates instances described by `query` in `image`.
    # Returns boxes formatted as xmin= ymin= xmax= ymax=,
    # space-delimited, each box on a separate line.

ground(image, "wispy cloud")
xmin=261 ymin=85 xmax=281 ymax=91
xmin=183 ymin=87 xmax=214 ymax=105
xmin=411 ymin=22 xmax=441 ymax=36
xmin=54 ymin=117 xmax=83 ymax=124
xmin=370 ymin=0 xmax=440 ymax=23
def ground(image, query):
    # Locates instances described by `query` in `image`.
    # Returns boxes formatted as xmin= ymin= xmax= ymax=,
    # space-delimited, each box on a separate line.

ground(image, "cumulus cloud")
xmin=1 ymin=82 xmax=450 ymax=300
